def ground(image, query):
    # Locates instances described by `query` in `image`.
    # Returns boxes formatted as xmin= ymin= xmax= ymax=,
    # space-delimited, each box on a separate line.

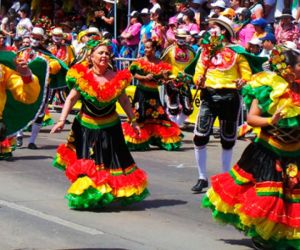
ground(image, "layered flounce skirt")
xmin=0 ymin=137 xmax=16 ymax=160
xmin=202 ymin=142 xmax=300 ymax=249
xmin=122 ymin=85 xmax=182 ymax=151
xmin=53 ymin=118 xmax=149 ymax=209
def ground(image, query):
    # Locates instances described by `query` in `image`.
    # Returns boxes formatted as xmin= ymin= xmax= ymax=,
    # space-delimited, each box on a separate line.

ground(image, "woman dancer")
xmin=202 ymin=46 xmax=300 ymax=250
xmin=51 ymin=39 xmax=149 ymax=209
xmin=122 ymin=39 xmax=182 ymax=151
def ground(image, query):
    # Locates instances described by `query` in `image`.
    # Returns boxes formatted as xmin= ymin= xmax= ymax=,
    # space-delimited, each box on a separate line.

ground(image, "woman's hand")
xmin=197 ymin=75 xmax=206 ymax=88
xmin=234 ymin=79 xmax=246 ymax=90
xmin=50 ymin=120 xmax=65 ymax=134
xmin=268 ymin=105 xmax=285 ymax=125
xmin=131 ymin=121 xmax=141 ymax=136
xmin=145 ymin=73 xmax=154 ymax=81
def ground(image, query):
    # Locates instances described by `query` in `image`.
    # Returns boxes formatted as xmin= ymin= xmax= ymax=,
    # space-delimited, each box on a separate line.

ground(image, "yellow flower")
xmin=286 ymin=163 xmax=298 ymax=178
xmin=152 ymin=111 xmax=159 ymax=118
xmin=149 ymin=99 xmax=157 ymax=106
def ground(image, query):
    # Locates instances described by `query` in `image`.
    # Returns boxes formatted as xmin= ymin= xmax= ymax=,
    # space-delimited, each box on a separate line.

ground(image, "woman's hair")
xmin=145 ymin=39 xmax=159 ymax=51
xmin=86 ymin=38 xmax=113 ymax=67
xmin=283 ymin=49 xmax=300 ymax=68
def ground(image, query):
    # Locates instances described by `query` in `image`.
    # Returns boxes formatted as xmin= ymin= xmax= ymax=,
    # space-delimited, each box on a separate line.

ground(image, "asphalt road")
xmin=0 ymin=112 xmax=254 ymax=250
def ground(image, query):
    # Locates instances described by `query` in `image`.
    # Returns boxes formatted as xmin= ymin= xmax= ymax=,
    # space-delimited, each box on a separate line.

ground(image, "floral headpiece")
xmin=201 ymin=32 xmax=224 ymax=58
xmin=32 ymin=16 xmax=52 ymax=36
xmin=86 ymin=38 xmax=113 ymax=54
xmin=270 ymin=46 xmax=293 ymax=78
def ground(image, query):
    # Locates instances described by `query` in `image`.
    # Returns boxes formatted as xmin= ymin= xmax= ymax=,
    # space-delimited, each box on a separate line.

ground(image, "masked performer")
xmin=16 ymin=26 xmax=68 ymax=149
xmin=161 ymin=29 xmax=195 ymax=128
xmin=190 ymin=16 xmax=254 ymax=192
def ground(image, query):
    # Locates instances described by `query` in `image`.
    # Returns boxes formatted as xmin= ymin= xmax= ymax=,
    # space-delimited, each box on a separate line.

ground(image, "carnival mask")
xmin=177 ymin=38 xmax=186 ymax=46
xmin=30 ymin=38 xmax=40 ymax=47
xmin=52 ymin=36 xmax=63 ymax=43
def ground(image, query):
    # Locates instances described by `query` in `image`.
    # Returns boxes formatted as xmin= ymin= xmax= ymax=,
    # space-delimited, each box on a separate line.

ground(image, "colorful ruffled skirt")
xmin=202 ymin=142 xmax=300 ymax=249
xmin=122 ymin=85 xmax=182 ymax=151
xmin=0 ymin=137 xmax=16 ymax=160
xmin=53 ymin=117 xmax=149 ymax=209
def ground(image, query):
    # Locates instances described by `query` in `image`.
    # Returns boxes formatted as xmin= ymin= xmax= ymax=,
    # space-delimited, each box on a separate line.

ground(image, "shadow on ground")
xmin=10 ymin=155 xmax=53 ymax=161
xmin=220 ymin=238 xmax=253 ymax=248
xmin=75 ymin=199 xmax=188 ymax=213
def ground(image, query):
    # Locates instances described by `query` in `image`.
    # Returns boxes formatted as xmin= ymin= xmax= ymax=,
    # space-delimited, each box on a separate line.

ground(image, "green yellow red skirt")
xmin=202 ymin=142 xmax=300 ymax=250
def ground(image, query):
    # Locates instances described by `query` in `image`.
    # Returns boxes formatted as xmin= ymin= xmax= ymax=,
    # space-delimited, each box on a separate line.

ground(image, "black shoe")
xmin=16 ymin=136 xmax=23 ymax=148
xmin=191 ymin=179 xmax=208 ymax=192
xmin=28 ymin=143 xmax=38 ymax=150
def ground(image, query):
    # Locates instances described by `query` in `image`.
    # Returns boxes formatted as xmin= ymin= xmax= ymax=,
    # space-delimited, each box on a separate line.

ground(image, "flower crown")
xmin=270 ymin=46 xmax=293 ymax=78
xmin=86 ymin=38 xmax=112 ymax=52
xmin=201 ymin=32 xmax=224 ymax=57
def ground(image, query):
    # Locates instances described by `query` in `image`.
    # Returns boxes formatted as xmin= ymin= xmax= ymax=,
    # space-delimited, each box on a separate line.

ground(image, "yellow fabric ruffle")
xmin=112 ymin=182 xmax=147 ymax=198
xmin=207 ymin=188 xmax=300 ymax=240
xmin=124 ymin=135 xmax=149 ymax=144
xmin=67 ymin=176 xmax=96 ymax=195
xmin=161 ymin=136 xmax=181 ymax=144
xmin=248 ymin=72 xmax=300 ymax=118
xmin=97 ymin=183 xmax=112 ymax=194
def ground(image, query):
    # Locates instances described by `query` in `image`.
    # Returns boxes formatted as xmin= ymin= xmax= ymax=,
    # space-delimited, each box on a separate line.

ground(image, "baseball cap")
xmin=260 ymin=33 xmax=276 ymax=43
xmin=248 ymin=38 xmax=262 ymax=46
xmin=211 ymin=0 xmax=226 ymax=9
xmin=140 ymin=8 xmax=150 ymax=15
xmin=130 ymin=10 xmax=139 ymax=18
xmin=251 ymin=18 xmax=267 ymax=28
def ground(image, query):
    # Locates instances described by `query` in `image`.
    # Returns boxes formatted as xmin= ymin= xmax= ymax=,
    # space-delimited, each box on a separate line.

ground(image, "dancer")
xmin=16 ymin=26 xmax=68 ymax=149
xmin=122 ymin=39 xmax=182 ymax=151
xmin=202 ymin=46 xmax=300 ymax=250
xmin=161 ymin=29 xmax=195 ymax=128
xmin=191 ymin=16 xmax=253 ymax=192
xmin=51 ymin=39 xmax=149 ymax=209
xmin=0 ymin=50 xmax=47 ymax=159
xmin=48 ymin=27 xmax=75 ymax=108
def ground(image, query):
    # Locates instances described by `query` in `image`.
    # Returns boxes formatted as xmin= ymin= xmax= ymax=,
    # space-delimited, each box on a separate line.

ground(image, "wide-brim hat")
xmin=60 ymin=21 xmax=73 ymax=29
xmin=51 ymin=27 xmax=64 ymax=36
xmin=103 ymin=0 xmax=119 ymax=4
xmin=282 ymin=41 xmax=300 ymax=54
xmin=175 ymin=28 xmax=188 ymax=38
xmin=276 ymin=8 xmax=294 ymax=20
xmin=208 ymin=16 xmax=235 ymax=38
xmin=31 ymin=27 xmax=45 ymax=38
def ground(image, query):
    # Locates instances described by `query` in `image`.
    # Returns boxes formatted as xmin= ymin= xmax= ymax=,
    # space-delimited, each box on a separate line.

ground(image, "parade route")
xmin=0 ymin=113 xmax=253 ymax=250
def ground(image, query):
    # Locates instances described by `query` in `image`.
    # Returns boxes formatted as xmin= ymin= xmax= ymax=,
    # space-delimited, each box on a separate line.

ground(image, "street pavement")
xmin=0 ymin=112 xmax=254 ymax=250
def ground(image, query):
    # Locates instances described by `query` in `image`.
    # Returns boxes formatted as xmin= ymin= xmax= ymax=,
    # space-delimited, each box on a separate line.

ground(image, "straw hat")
xmin=208 ymin=15 xmax=235 ymax=38
xmin=31 ymin=27 xmax=45 ymax=38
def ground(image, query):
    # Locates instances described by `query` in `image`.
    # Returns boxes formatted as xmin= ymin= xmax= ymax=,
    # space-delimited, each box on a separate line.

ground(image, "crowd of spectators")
xmin=0 ymin=0 xmax=299 ymax=62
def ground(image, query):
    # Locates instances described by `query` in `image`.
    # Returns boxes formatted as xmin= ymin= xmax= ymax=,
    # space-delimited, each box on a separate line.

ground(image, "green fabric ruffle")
xmin=202 ymin=195 xmax=300 ymax=250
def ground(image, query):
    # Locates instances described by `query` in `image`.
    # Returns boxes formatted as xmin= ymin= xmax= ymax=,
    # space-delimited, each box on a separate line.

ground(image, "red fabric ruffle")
xmin=56 ymin=144 xmax=77 ymax=166
xmin=147 ymin=121 xmax=181 ymax=138
xmin=122 ymin=122 xmax=150 ymax=140
xmin=66 ymin=159 xmax=109 ymax=186
xmin=131 ymin=59 xmax=172 ymax=75
xmin=211 ymin=169 xmax=300 ymax=228
xmin=108 ymin=168 xmax=147 ymax=190
xmin=71 ymin=63 xmax=132 ymax=102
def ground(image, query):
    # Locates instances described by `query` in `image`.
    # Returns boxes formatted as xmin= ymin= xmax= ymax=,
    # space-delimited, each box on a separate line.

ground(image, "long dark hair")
xmin=283 ymin=49 xmax=300 ymax=68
